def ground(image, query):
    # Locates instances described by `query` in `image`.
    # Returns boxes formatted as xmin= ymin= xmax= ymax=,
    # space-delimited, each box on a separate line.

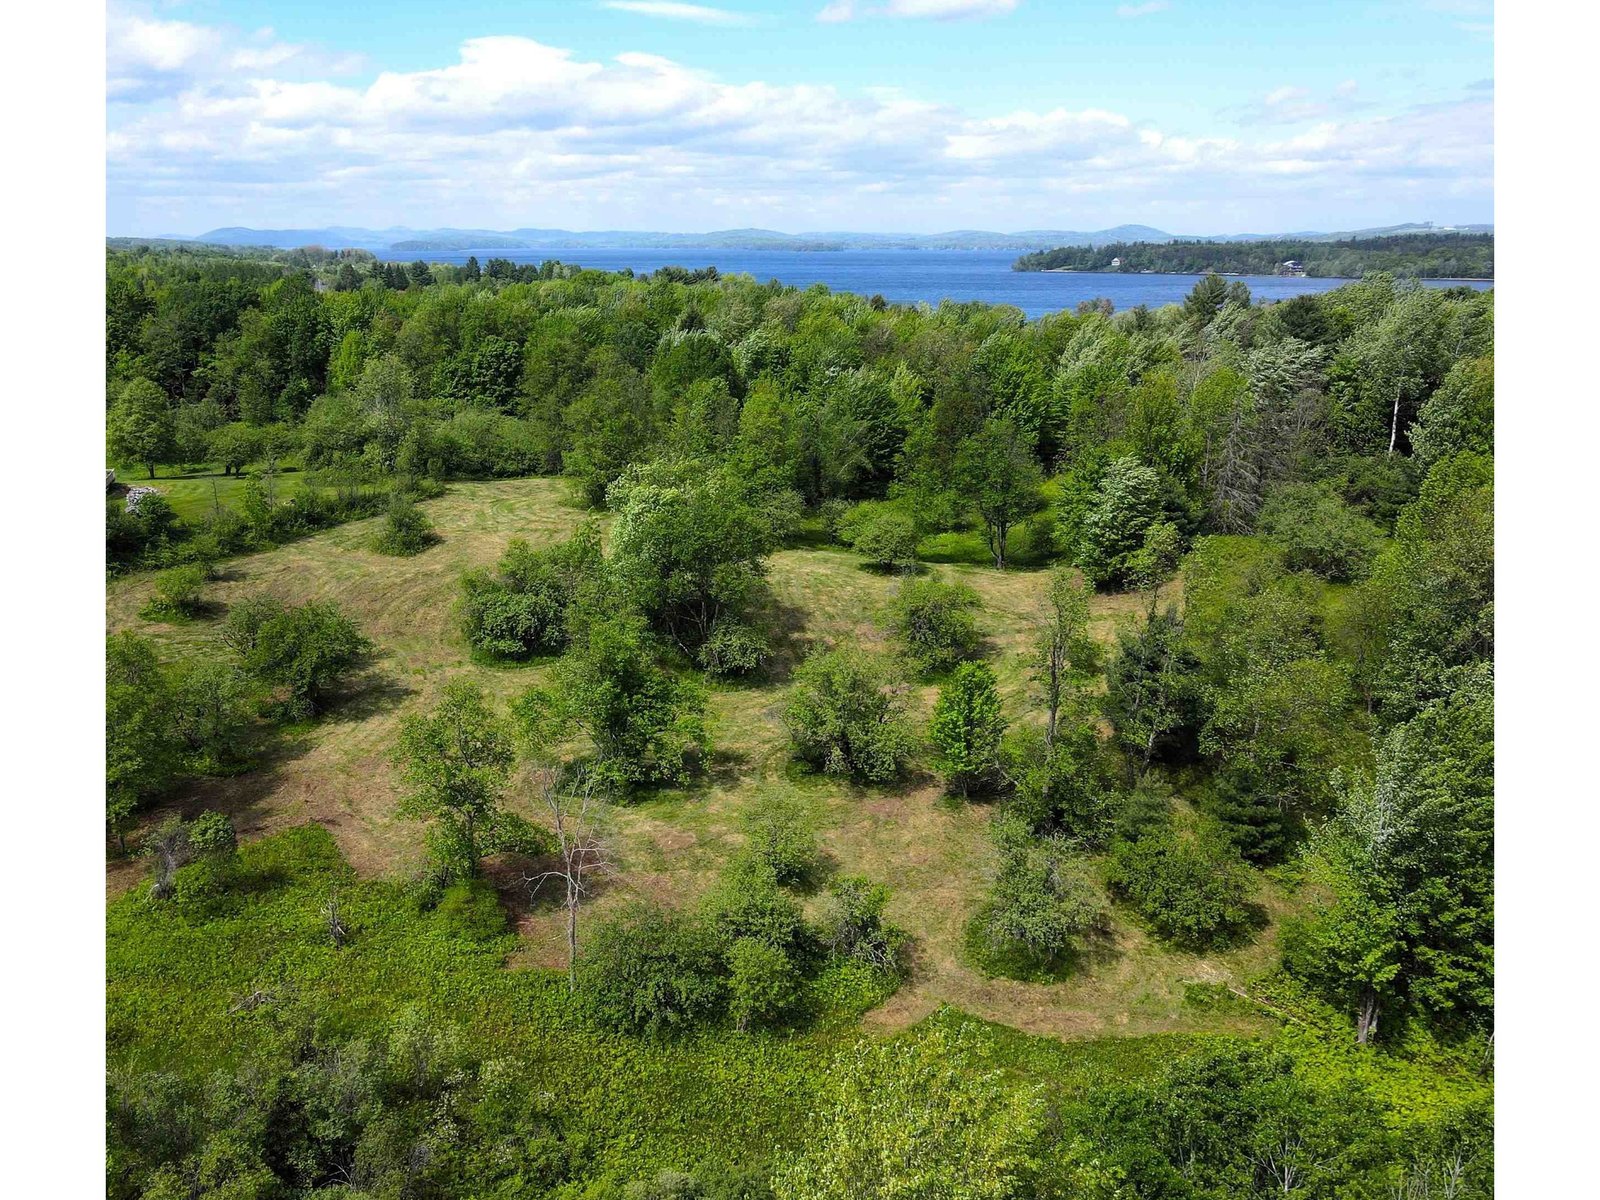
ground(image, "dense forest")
xmin=106 ymin=244 xmax=1494 ymax=1199
xmin=1013 ymin=233 xmax=1494 ymax=279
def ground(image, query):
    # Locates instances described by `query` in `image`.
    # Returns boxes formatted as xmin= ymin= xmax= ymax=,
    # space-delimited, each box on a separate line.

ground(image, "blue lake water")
xmin=418 ymin=247 xmax=1490 ymax=319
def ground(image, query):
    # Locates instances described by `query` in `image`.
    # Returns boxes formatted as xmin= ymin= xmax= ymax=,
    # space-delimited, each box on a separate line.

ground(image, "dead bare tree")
xmin=324 ymin=890 xmax=349 ymax=949
xmin=525 ymin=769 xmax=616 ymax=993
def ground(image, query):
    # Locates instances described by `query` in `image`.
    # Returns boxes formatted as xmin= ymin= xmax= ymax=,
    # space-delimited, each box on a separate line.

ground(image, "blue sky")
xmin=107 ymin=1 xmax=1493 ymax=235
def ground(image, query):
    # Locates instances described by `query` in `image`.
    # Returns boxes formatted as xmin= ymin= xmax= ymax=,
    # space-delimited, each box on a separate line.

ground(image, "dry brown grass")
xmin=106 ymin=479 xmax=1272 ymax=1040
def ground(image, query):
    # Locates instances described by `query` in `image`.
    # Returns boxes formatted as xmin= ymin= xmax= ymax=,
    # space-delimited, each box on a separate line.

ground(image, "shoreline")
xmin=1027 ymin=267 xmax=1493 ymax=282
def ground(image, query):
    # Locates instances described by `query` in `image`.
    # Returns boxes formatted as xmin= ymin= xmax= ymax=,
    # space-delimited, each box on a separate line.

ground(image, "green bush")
xmin=726 ymin=938 xmax=801 ymax=1032
xmin=371 ymin=493 xmax=436 ymax=556
xmin=1003 ymin=724 xmax=1115 ymax=847
xmin=888 ymin=577 xmax=981 ymax=674
xmin=816 ymin=876 xmax=906 ymax=975
xmin=1257 ymin=482 xmax=1383 ymax=580
xmin=524 ymin=612 xmax=708 ymax=788
xmin=783 ymin=646 xmax=913 ymax=783
xmin=740 ymin=792 xmax=819 ymax=886
xmin=226 ymin=596 xmax=370 ymax=720
xmin=577 ymin=904 xmax=728 ymax=1036
xmin=1106 ymin=823 xmax=1260 ymax=950
xmin=970 ymin=819 xmax=1109 ymax=976
xmin=929 ymin=661 xmax=1006 ymax=796
xmin=840 ymin=506 xmax=919 ymax=572
xmin=702 ymin=858 xmax=806 ymax=954
xmin=697 ymin=618 xmax=769 ymax=678
xmin=142 ymin=564 xmax=207 ymax=620
xmin=460 ymin=528 xmax=602 ymax=660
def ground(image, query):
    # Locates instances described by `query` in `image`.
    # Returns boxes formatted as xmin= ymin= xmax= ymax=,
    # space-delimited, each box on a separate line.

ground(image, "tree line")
xmin=1013 ymin=233 xmax=1494 ymax=278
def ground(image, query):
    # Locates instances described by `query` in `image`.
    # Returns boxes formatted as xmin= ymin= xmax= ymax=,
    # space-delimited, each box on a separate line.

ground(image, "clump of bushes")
xmin=741 ymin=791 xmax=820 ymax=886
xmin=817 ymin=876 xmax=907 ymax=975
xmin=222 ymin=595 xmax=370 ymax=719
xmin=968 ymin=817 xmax=1110 ymax=977
xmin=140 ymin=564 xmax=207 ymax=621
xmin=460 ymin=524 xmax=602 ymax=660
xmin=1106 ymin=822 xmax=1261 ymax=950
xmin=838 ymin=503 xmax=920 ymax=572
xmin=888 ymin=577 xmax=981 ymax=674
xmin=1257 ymin=481 xmax=1383 ymax=580
xmin=577 ymin=904 xmax=729 ymax=1036
xmin=143 ymin=810 xmax=238 ymax=901
xmin=783 ymin=646 xmax=914 ymax=783
xmin=1003 ymin=722 xmax=1116 ymax=847
xmin=697 ymin=617 xmax=769 ymax=678
xmin=371 ymin=493 xmax=437 ymax=556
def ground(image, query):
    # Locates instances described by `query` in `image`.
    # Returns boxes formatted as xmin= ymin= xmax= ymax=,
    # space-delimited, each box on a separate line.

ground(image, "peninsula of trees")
xmin=1013 ymin=232 xmax=1494 ymax=279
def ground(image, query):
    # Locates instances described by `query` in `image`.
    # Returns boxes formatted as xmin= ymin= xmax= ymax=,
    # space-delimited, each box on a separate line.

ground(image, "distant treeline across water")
xmin=1013 ymin=233 xmax=1494 ymax=279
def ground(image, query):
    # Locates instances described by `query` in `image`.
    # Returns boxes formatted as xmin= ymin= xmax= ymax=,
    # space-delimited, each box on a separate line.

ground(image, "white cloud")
xmin=817 ymin=0 xmax=1016 ymax=20
xmin=106 ymin=21 xmax=1490 ymax=234
xmin=601 ymin=2 xmax=756 ymax=25
xmin=1116 ymin=2 xmax=1170 ymax=18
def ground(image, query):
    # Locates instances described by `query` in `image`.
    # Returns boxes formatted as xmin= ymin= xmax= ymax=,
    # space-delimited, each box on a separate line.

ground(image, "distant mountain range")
xmin=147 ymin=221 xmax=1492 ymax=255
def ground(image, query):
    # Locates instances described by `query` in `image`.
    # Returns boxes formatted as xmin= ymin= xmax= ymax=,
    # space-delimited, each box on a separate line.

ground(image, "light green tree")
xmin=929 ymin=662 xmax=1006 ymax=797
xmin=108 ymin=378 xmax=176 ymax=478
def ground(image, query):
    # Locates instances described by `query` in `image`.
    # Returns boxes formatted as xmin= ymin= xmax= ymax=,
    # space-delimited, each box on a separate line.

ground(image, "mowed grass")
xmin=108 ymin=476 xmax=1277 ymax=1041
xmin=111 ymin=463 xmax=307 ymax=523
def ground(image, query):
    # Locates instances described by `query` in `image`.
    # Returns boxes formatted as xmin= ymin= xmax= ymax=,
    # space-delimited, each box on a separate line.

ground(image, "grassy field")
xmin=107 ymin=476 xmax=1285 ymax=1041
xmin=110 ymin=462 xmax=307 ymax=524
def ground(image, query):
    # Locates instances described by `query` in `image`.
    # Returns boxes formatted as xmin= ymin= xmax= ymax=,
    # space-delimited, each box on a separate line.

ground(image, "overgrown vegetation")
xmin=106 ymin=246 xmax=1494 ymax=1196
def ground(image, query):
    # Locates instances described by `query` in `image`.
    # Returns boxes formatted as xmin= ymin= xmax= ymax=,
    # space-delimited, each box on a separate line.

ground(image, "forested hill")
xmin=1014 ymin=233 xmax=1494 ymax=279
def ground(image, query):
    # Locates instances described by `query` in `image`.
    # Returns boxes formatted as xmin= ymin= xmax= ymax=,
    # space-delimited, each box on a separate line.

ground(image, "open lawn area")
xmin=108 ymin=476 xmax=1286 ymax=1042
xmin=110 ymin=462 xmax=307 ymax=524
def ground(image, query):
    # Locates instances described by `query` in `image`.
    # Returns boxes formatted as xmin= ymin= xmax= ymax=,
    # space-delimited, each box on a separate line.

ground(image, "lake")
xmin=416 ymin=247 xmax=1490 ymax=319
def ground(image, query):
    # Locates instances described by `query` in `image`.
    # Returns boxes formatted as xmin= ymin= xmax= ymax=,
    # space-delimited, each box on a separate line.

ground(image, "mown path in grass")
xmin=108 ymin=476 xmax=1280 ymax=1041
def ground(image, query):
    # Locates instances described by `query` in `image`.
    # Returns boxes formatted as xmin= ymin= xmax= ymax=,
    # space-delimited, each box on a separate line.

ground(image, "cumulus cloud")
xmin=106 ymin=13 xmax=1491 ymax=233
xmin=601 ymin=2 xmax=756 ymax=25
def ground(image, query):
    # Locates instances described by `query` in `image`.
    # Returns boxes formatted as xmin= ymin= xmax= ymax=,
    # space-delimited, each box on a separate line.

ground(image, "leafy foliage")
xmin=783 ymin=646 xmax=914 ymax=783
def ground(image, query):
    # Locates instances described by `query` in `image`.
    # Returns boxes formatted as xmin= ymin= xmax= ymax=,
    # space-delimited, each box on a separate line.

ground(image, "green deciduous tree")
xmin=954 ymin=419 xmax=1042 ymax=569
xmin=393 ymin=682 xmax=535 ymax=880
xmin=109 ymin=378 xmax=176 ymax=478
xmin=521 ymin=612 xmax=708 ymax=788
xmin=929 ymin=662 xmax=1006 ymax=797
xmin=888 ymin=577 xmax=981 ymax=675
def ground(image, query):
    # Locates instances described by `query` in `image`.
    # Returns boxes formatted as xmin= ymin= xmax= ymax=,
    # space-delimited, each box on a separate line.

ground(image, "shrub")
xmin=740 ymin=792 xmax=819 ymax=886
xmin=1003 ymin=724 xmax=1114 ymax=847
xmin=1106 ymin=823 xmax=1260 ymax=950
xmin=143 ymin=810 xmax=238 ymax=900
xmin=929 ymin=662 xmax=1006 ymax=796
xmin=371 ymin=493 xmax=436 ymax=556
xmin=702 ymin=857 xmax=806 ymax=954
xmin=971 ymin=819 xmax=1110 ymax=974
xmin=460 ymin=528 xmax=601 ymax=660
xmin=888 ymin=577 xmax=981 ymax=674
xmin=167 ymin=658 xmax=255 ymax=772
xmin=842 ymin=508 xmax=919 ymax=572
xmin=697 ymin=617 xmax=769 ymax=678
xmin=143 ymin=565 xmax=207 ymax=620
xmin=228 ymin=598 xmax=370 ymax=720
xmin=577 ymin=904 xmax=727 ymax=1035
xmin=726 ymin=938 xmax=801 ymax=1031
xmin=783 ymin=647 xmax=913 ymax=783
xmin=524 ymin=612 xmax=708 ymax=788
xmin=817 ymin=876 xmax=906 ymax=974
xmin=1257 ymin=482 xmax=1383 ymax=581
